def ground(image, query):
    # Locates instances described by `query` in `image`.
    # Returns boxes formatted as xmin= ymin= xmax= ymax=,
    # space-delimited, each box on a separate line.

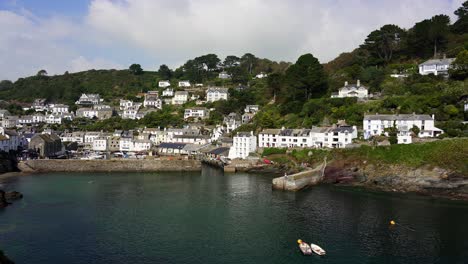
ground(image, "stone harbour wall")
xmin=19 ymin=159 xmax=202 ymax=173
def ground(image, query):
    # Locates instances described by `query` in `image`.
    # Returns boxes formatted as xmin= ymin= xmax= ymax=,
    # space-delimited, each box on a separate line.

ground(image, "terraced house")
xmin=258 ymin=125 xmax=357 ymax=149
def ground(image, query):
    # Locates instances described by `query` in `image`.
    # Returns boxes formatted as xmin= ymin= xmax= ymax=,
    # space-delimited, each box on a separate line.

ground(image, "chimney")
xmin=357 ymin=80 xmax=360 ymax=87
xmin=344 ymin=81 xmax=348 ymax=86
xmin=432 ymin=114 xmax=435 ymax=120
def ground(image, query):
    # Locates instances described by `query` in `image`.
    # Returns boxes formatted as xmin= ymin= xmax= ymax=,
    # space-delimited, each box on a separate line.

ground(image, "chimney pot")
xmin=344 ymin=81 xmax=348 ymax=86
xmin=357 ymin=80 xmax=360 ymax=87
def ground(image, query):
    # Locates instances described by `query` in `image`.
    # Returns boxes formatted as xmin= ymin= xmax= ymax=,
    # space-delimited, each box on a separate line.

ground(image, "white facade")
xmin=76 ymin=108 xmax=98 ymax=119
xmin=122 ymin=106 xmax=141 ymax=119
xmin=50 ymin=104 xmax=69 ymax=114
xmin=44 ymin=114 xmax=62 ymax=124
xmin=119 ymin=100 xmax=134 ymax=110
xmin=75 ymin=94 xmax=102 ymax=105
xmin=2 ymin=116 xmax=18 ymax=128
xmin=331 ymin=80 xmax=368 ymax=98
xmin=172 ymin=91 xmax=189 ymax=105
xmin=143 ymin=91 xmax=162 ymax=109
xmin=224 ymin=113 xmax=241 ymax=133
xmin=258 ymin=126 xmax=358 ymax=149
xmin=255 ymin=73 xmax=268 ymax=79
xmin=206 ymin=87 xmax=229 ymax=102
xmin=162 ymin=88 xmax=174 ymax=97
xmin=158 ymin=80 xmax=171 ymax=88
xmin=419 ymin=58 xmax=455 ymax=76
xmin=93 ymin=137 xmax=109 ymax=151
xmin=363 ymin=114 xmax=443 ymax=140
xmin=218 ymin=72 xmax=231 ymax=79
xmin=178 ymin=81 xmax=191 ymax=87
xmin=184 ymin=108 xmax=210 ymax=120
xmin=228 ymin=131 xmax=257 ymax=159
xmin=244 ymin=105 xmax=259 ymax=114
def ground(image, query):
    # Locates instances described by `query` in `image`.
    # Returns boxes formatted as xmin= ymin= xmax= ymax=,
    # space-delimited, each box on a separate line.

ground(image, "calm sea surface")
xmin=1 ymin=166 xmax=468 ymax=264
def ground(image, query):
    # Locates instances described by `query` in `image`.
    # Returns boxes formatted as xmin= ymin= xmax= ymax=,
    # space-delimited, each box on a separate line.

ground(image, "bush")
xmin=262 ymin=148 xmax=286 ymax=156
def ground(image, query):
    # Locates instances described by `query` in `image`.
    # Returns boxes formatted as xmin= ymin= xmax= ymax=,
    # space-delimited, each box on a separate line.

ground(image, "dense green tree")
xmin=449 ymin=49 xmax=468 ymax=80
xmin=406 ymin=15 xmax=450 ymax=58
xmin=0 ymin=80 xmax=13 ymax=91
xmin=360 ymin=24 xmax=405 ymax=64
xmin=129 ymin=64 xmax=143 ymax=75
xmin=240 ymin=53 xmax=257 ymax=75
xmin=452 ymin=1 xmax=468 ymax=34
xmin=266 ymin=73 xmax=283 ymax=100
xmin=223 ymin=55 xmax=240 ymax=68
xmin=284 ymin=53 xmax=328 ymax=102
xmin=158 ymin=64 xmax=172 ymax=80
xmin=37 ymin=69 xmax=47 ymax=77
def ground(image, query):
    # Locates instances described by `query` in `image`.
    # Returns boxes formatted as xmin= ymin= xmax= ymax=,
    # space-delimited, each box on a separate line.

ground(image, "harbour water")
xmin=1 ymin=166 xmax=468 ymax=263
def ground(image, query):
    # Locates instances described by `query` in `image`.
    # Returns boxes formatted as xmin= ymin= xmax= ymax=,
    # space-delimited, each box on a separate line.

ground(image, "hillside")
xmin=0 ymin=1 xmax=467 ymax=136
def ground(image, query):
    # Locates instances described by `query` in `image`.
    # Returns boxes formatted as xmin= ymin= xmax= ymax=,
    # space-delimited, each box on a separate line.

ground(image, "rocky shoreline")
xmin=323 ymin=160 xmax=468 ymax=201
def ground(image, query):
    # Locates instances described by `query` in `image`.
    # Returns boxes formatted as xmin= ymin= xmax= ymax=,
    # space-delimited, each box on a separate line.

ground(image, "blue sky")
xmin=0 ymin=0 xmax=463 ymax=81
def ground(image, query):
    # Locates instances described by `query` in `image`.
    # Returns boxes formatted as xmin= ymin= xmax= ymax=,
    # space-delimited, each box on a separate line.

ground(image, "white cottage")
xmin=418 ymin=58 xmax=455 ymax=76
xmin=331 ymin=80 xmax=368 ymax=98
xmin=206 ymin=87 xmax=229 ymax=102
xmin=228 ymin=131 xmax=257 ymax=159
xmin=363 ymin=113 xmax=443 ymax=140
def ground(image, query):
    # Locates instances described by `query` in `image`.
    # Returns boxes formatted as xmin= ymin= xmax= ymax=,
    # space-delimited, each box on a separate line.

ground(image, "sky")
xmin=0 ymin=0 xmax=464 ymax=81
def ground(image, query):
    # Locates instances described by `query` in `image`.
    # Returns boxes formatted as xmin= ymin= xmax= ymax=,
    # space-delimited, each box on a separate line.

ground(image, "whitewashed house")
xmin=93 ymin=136 xmax=109 ymax=151
xmin=31 ymin=99 xmax=47 ymax=111
xmin=363 ymin=114 xmax=444 ymax=140
xmin=172 ymin=91 xmax=189 ymax=105
xmin=184 ymin=107 xmax=210 ymax=120
xmin=0 ymin=110 xmax=11 ymax=119
xmin=144 ymin=91 xmax=162 ymax=109
xmin=76 ymin=108 xmax=98 ymax=119
xmin=50 ymin=104 xmax=69 ymax=114
xmin=224 ymin=112 xmax=241 ymax=133
xmin=255 ymin=72 xmax=268 ymax=79
xmin=419 ymin=58 xmax=455 ymax=76
xmin=44 ymin=114 xmax=63 ymax=124
xmin=32 ymin=113 xmax=45 ymax=123
xmin=244 ymin=105 xmax=259 ymax=114
xmin=122 ymin=106 xmax=141 ymax=119
xmin=178 ymin=81 xmax=191 ymax=87
xmin=158 ymin=80 xmax=171 ymax=88
xmin=228 ymin=131 xmax=257 ymax=159
xmin=75 ymin=94 xmax=102 ymax=105
xmin=206 ymin=87 xmax=229 ymax=102
xmin=2 ymin=116 xmax=18 ymax=128
xmin=162 ymin=88 xmax=174 ymax=97
xmin=218 ymin=71 xmax=231 ymax=79
xmin=331 ymin=80 xmax=368 ymax=99
xmin=258 ymin=125 xmax=357 ymax=149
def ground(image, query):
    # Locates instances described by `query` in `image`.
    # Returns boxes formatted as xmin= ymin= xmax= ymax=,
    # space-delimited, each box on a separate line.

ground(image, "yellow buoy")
xmin=390 ymin=220 xmax=396 ymax=225
xmin=297 ymin=239 xmax=302 ymax=244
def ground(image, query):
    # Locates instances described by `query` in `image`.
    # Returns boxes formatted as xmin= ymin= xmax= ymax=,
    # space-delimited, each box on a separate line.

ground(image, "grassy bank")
xmin=262 ymin=138 xmax=468 ymax=174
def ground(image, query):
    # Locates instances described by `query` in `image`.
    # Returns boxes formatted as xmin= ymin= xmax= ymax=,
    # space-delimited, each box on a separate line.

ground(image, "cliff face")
xmin=324 ymin=160 xmax=468 ymax=200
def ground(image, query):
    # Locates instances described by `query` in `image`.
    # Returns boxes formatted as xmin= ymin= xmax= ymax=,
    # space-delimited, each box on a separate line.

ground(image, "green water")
xmin=1 ymin=166 xmax=468 ymax=263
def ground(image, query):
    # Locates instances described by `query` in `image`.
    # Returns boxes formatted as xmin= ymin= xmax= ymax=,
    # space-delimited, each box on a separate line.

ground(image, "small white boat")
xmin=297 ymin=239 xmax=312 ymax=255
xmin=310 ymin=243 xmax=326 ymax=256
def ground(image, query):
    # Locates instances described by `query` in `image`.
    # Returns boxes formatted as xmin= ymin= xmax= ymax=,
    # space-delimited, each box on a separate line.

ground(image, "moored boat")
xmin=297 ymin=239 xmax=312 ymax=255
xmin=310 ymin=243 xmax=326 ymax=256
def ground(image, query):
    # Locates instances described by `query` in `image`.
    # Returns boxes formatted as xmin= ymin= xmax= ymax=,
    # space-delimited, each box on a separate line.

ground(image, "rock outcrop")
xmin=0 ymin=190 xmax=23 ymax=208
xmin=324 ymin=160 xmax=468 ymax=200
xmin=0 ymin=250 xmax=15 ymax=264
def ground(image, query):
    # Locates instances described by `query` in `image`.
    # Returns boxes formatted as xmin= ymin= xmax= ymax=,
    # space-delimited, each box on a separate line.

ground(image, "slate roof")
xmin=158 ymin=143 xmax=187 ymax=149
xmin=419 ymin=58 xmax=455 ymax=66
xmin=364 ymin=114 xmax=433 ymax=121
xmin=209 ymin=147 xmax=230 ymax=155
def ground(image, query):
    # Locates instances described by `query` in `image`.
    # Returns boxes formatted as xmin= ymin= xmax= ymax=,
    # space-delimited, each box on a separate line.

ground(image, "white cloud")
xmin=0 ymin=0 xmax=464 ymax=80
xmin=0 ymin=10 xmax=122 ymax=81
xmin=86 ymin=0 xmax=463 ymax=66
